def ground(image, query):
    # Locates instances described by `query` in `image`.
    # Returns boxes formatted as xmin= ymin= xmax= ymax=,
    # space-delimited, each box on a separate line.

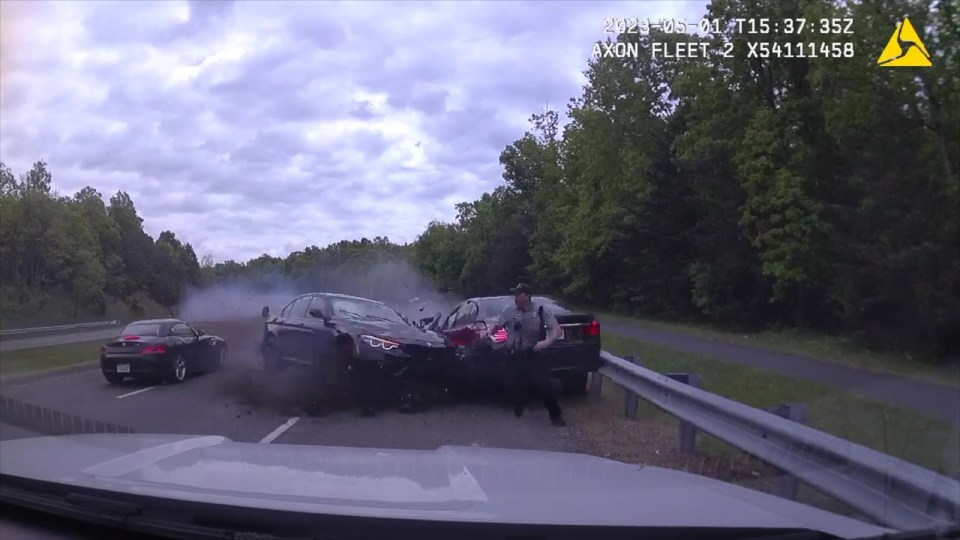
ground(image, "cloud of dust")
xmin=179 ymin=258 xmax=461 ymax=323
xmin=185 ymin=257 xmax=464 ymax=416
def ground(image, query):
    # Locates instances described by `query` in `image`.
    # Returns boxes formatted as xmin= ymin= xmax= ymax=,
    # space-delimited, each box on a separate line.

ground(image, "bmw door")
xmin=170 ymin=322 xmax=200 ymax=371
xmin=277 ymin=296 xmax=313 ymax=366
xmin=302 ymin=295 xmax=337 ymax=362
xmin=442 ymin=301 xmax=493 ymax=383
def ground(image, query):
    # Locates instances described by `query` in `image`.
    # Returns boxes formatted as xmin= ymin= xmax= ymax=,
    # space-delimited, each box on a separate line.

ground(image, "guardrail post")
xmin=589 ymin=368 xmax=604 ymax=397
xmin=666 ymin=372 xmax=702 ymax=454
xmin=622 ymin=356 xmax=640 ymax=418
xmin=767 ymin=402 xmax=808 ymax=500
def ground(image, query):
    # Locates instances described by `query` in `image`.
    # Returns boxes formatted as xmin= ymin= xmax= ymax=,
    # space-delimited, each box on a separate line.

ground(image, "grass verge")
xmin=0 ymin=341 xmax=103 ymax=378
xmin=595 ymin=333 xmax=958 ymax=476
xmin=594 ymin=310 xmax=960 ymax=388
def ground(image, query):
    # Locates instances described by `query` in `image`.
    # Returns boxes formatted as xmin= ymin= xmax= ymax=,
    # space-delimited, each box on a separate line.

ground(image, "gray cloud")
xmin=0 ymin=0 xmax=708 ymax=262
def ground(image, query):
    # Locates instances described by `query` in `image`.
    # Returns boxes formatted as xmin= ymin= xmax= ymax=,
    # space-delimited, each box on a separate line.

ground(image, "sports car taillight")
xmin=490 ymin=328 xmax=508 ymax=343
xmin=142 ymin=344 xmax=166 ymax=354
xmin=584 ymin=320 xmax=600 ymax=336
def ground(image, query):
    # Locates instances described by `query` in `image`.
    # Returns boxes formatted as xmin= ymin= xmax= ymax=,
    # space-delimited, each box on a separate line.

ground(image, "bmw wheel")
xmin=262 ymin=337 xmax=282 ymax=372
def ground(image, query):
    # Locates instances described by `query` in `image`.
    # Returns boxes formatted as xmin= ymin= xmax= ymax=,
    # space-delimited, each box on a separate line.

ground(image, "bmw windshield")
xmin=120 ymin=323 xmax=165 ymax=337
xmin=330 ymin=297 xmax=409 ymax=325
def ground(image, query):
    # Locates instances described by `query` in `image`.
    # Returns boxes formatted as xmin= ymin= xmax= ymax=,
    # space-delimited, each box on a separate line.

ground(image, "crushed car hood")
xmin=337 ymin=318 xmax=448 ymax=346
xmin=0 ymin=434 xmax=892 ymax=537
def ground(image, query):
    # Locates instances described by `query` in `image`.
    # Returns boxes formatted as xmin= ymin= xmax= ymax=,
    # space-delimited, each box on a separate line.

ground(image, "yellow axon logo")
xmin=877 ymin=17 xmax=932 ymax=67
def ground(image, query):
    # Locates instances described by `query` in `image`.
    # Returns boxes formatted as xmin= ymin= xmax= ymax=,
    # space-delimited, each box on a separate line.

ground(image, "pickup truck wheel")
xmin=560 ymin=371 xmax=588 ymax=397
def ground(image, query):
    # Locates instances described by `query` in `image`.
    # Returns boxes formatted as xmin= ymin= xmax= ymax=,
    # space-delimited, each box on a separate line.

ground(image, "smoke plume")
xmin=179 ymin=258 xmax=460 ymax=323
xmin=181 ymin=257 xmax=463 ymax=416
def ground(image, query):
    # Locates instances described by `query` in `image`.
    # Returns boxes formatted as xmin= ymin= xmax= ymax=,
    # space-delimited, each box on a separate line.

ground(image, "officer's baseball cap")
xmin=510 ymin=283 xmax=532 ymax=295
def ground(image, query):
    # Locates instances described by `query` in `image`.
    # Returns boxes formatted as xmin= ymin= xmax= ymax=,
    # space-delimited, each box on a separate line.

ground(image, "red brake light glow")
xmin=142 ymin=344 xmax=166 ymax=353
xmin=490 ymin=328 xmax=508 ymax=343
xmin=584 ymin=320 xmax=600 ymax=336
xmin=447 ymin=327 xmax=478 ymax=347
xmin=122 ymin=336 xmax=140 ymax=340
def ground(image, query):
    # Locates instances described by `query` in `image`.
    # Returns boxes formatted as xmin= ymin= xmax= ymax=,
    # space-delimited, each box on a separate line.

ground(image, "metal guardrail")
xmin=0 ymin=395 xmax=135 ymax=436
xmin=0 ymin=320 xmax=120 ymax=337
xmin=595 ymin=350 xmax=960 ymax=531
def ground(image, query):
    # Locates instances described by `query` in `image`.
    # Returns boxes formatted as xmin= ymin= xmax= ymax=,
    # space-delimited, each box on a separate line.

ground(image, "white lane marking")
xmin=1 ymin=369 xmax=99 ymax=390
xmin=116 ymin=386 xmax=156 ymax=399
xmin=259 ymin=417 xmax=299 ymax=444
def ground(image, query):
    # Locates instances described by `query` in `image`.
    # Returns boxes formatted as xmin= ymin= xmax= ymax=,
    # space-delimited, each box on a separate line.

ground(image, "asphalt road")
xmin=600 ymin=320 xmax=960 ymax=424
xmin=5 ymin=317 xmax=957 ymax=424
xmin=0 ymin=328 xmax=120 ymax=352
xmin=0 ymin=358 xmax=578 ymax=452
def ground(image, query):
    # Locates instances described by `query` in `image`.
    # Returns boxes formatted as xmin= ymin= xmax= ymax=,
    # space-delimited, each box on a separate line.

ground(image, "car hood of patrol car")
xmin=0 ymin=434 xmax=894 ymax=537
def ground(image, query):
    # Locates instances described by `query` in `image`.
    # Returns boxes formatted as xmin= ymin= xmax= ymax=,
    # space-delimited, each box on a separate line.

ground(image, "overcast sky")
xmin=1 ymin=0 xmax=707 ymax=263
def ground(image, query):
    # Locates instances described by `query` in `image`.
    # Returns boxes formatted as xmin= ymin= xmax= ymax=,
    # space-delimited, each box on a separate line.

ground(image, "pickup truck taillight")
xmin=583 ymin=320 xmax=600 ymax=336
xmin=142 ymin=344 xmax=166 ymax=354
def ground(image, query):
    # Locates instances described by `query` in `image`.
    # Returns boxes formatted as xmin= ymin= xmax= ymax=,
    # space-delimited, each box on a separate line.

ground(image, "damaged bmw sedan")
xmin=259 ymin=293 xmax=457 ymax=413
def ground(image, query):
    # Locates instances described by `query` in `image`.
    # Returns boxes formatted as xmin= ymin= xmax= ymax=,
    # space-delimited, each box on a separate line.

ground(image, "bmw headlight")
xmin=360 ymin=335 xmax=401 ymax=351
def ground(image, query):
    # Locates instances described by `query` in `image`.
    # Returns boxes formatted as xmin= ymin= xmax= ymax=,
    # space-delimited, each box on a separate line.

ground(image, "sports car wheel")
xmin=163 ymin=354 xmax=188 ymax=383
xmin=215 ymin=345 xmax=227 ymax=370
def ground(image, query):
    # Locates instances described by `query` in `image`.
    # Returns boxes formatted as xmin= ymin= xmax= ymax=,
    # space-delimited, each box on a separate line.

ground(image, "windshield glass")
xmin=329 ymin=297 xmax=408 ymax=325
xmin=0 ymin=1 xmax=956 ymax=536
xmin=120 ymin=323 xmax=164 ymax=337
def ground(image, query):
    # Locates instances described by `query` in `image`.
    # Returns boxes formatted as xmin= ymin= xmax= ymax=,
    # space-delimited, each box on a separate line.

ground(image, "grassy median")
xmin=0 ymin=341 xmax=103 ymax=378
xmin=582 ymin=333 xmax=958 ymax=476
xmin=593 ymin=311 xmax=960 ymax=388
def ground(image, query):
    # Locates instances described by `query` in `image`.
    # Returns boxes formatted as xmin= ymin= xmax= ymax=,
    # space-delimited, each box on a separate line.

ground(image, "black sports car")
xmin=422 ymin=296 xmax=602 ymax=395
xmin=100 ymin=319 xmax=228 ymax=385
xmin=259 ymin=293 xmax=456 ymax=395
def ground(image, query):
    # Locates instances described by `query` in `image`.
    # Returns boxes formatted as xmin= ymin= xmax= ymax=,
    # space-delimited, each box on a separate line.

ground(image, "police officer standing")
xmin=489 ymin=283 xmax=566 ymax=427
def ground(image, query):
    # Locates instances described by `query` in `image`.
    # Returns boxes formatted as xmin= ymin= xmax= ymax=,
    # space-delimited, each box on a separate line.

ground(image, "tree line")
xmin=412 ymin=0 xmax=959 ymax=358
xmin=0 ymin=161 xmax=203 ymax=326
xmin=0 ymin=160 xmax=412 ymax=326
xmin=3 ymin=0 xmax=956 ymax=358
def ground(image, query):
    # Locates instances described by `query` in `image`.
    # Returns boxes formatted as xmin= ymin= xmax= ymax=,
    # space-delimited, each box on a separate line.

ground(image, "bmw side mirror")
xmin=197 ymin=328 xmax=205 ymax=336
xmin=261 ymin=306 xmax=269 ymax=318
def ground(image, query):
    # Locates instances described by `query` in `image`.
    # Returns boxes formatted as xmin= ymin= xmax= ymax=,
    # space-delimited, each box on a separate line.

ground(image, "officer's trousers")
xmin=504 ymin=350 xmax=562 ymax=420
